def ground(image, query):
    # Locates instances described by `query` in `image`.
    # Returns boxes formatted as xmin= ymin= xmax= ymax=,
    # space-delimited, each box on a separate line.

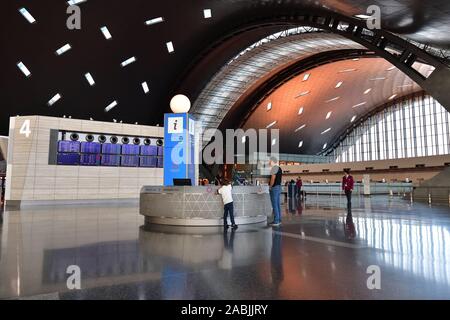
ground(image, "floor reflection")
xmin=0 ymin=196 xmax=449 ymax=299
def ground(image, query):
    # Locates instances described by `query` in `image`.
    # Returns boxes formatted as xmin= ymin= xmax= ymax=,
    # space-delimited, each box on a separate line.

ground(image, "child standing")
xmin=218 ymin=179 xmax=238 ymax=230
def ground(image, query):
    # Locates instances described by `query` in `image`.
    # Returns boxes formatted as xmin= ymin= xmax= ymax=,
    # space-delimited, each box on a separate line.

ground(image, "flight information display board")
xmin=102 ymin=143 xmax=121 ymax=155
xmin=140 ymin=145 xmax=158 ymax=156
xmin=57 ymin=153 xmax=80 ymax=165
xmin=121 ymin=155 xmax=139 ymax=167
xmin=58 ymin=141 xmax=81 ymax=153
xmin=101 ymin=155 xmax=121 ymax=166
xmin=80 ymin=154 xmax=101 ymax=166
xmin=122 ymin=145 xmax=140 ymax=155
xmin=81 ymin=142 xmax=101 ymax=154
xmin=140 ymin=156 xmax=158 ymax=168
xmin=56 ymin=135 xmax=163 ymax=169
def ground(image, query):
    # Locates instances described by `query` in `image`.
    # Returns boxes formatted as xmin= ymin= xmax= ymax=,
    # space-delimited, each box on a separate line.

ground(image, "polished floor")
xmin=0 ymin=195 xmax=450 ymax=300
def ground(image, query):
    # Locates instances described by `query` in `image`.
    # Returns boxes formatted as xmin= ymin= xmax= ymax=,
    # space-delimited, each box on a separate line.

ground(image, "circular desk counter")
xmin=140 ymin=185 xmax=270 ymax=226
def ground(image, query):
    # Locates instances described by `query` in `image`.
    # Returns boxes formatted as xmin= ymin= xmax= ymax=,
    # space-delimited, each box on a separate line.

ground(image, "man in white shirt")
xmin=218 ymin=179 xmax=238 ymax=230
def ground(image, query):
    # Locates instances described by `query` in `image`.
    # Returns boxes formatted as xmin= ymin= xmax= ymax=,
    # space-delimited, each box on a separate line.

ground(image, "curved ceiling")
xmin=191 ymin=31 xmax=366 ymax=142
xmin=1 ymin=1 xmax=449 ymax=137
xmin=241 ymin=57 xmax=433 ymax=155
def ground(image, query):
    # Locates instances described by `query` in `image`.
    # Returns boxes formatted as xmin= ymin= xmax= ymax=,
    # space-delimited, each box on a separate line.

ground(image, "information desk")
xmin=140 ymin=186 xmax=270 ymax=226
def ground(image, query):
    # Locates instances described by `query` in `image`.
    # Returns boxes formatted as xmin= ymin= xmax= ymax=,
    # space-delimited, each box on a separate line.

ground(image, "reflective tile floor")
xmin=0 ymin=195 xmax=450 ymax=300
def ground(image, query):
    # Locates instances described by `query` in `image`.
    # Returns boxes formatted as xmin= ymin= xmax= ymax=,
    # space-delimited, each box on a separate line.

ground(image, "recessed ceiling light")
xmin=56 ymin=44 xmax=71 ymax=56
xmin=298 ymin=141 xmax=304 ymax=148
xmin=105 ymin=100 xmax=118 ymax=112
xmin=321 ymin=128 xmax=331 ymax=134
xmin=121 ymin=56 xmax=136 ymax=67
xmin=352 ymin=58 xmax=359 ymax=61
xmin=298 ymin=107 xmax=304 ymax=115
xmin=387 ymin=66 xmax=396 ymax=71
xmin=145 ymin=17 xmax=164 ymax=25
xmin=338 ymin=68 xmax=357 ymax=73
xmin=351 ymin=115 xmax=357 ymax=123
xmin=267 ymin=102 xmax=272 ymax=111
xmin=335 ymin=81 xmax=343 ymax=88
xmin=323 ymin=143 xmax=328 ymax=150
xmin=364 ymin=88 xmax=372 ymax=94
xmin=266 ymin=121 xmax=277 ymax=129
xmin=242 ymin=136 xmax=246 ymax=143
xmin=295 ymin=124 xmax=306 ymax=132
xmin=100 ymin=26 xmax=112 ymax=40
xmin=203 ymin=9 xmax=212 ymax=19
xmin=272 ymin=138 xmax=277 ymax=146
xmin=326 ymin=111 xmax=332 ymax=120
xmin=84 ymin=73 xmax=95 ymax=86
xmin=142 ymin=82 xmax=149 ymax=94
xmin=166 ymin=41 xmax=174 ymax=53
xmin=389 ymin=94 xmax=397 ymax=100
xmin=19 ymin=8 xmax=36 ymax=24
xmin=325 ymin=97 xmax=340 ymax=103
xmin=352 ymin=102 xmax=367 ymax=108
xmin=17 ymin=61 xmax=31 ymax=77
xmin=303 ymin=73 xmax=310 ymax=81
xmin=48 ymin=93 xmax=62 ymax=106
xmin=295 ymin=91 xmax=310 ymax=98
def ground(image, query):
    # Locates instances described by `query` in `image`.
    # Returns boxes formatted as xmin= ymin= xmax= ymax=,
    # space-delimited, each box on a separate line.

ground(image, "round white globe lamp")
xmin=170 ymin=94 xmax=191 ymax=114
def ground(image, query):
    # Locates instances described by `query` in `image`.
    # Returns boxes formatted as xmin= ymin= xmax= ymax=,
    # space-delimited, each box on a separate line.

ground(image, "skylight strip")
xmin=121 ymin=56 xmax=136 ymax=67
xmin=295 ymin=124 xmax=306 ymax=133
xmin=17 ymin=62 xmax=31 ymax=77
xmin=56 ymin=44 xmax=72 ymax=56
xmin=105 ymin=100 xmax=118 ymax=112
xmin=145 ymin=17 xmax=164 ymax=25
xmin=85 ymin=73 xmax=95 ymax=86
xmin=166 ymin=42 xmax=174 ymax=53
xmin=352 ymin=102 xmax=367 ymax=108
xmin=67 ymin=0 xmax=87 ymax=5
xmin=100 ymin=26 xmax=112 ymax=40
xmin=325 ymin=97 xmax=340 ymax=103
xmin=266 ymin=121 xmax=277 ymax=129
xmin=142 ymin=82 xmax=149 ymax=94
xmin=19 ymin=8 xmax=36 ymax=24
xmin=48 ymin=93 xmax=62 ymax=106
xmin=321 ymin=128 xmax=331 ymax=135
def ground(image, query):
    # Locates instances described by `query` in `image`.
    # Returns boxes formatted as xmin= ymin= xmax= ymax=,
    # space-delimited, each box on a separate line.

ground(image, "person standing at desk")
xmin=342 ymin=169 xmax=354 ymax=214
xmin=218 ymin=179 xmax=238 ymax=230
xmin=269 ymin=157 xmax=283 ymax=227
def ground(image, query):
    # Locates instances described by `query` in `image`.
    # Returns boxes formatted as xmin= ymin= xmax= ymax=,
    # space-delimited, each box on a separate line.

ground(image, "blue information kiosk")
xmin=163 ymin=112 xmax=198 ymax=186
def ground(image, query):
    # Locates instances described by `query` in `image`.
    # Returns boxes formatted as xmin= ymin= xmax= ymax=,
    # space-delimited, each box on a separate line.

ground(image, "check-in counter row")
xmin=140 ymin=186 xmax=270 ymax=226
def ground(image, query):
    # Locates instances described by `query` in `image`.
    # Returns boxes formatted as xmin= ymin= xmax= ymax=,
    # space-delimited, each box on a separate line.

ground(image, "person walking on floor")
xmin=218 ymin=179 xmax=238 ymax=230
xmin=269 ymin=157 xmax=283 ymax=227
xmin=296 ymin=177 xmax=303 ymax=199
xmin=342 ymin=169 xmax=354 ymax=214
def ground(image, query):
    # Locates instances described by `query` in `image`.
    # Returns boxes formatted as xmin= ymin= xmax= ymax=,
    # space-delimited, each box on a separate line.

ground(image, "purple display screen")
xmin=102 ymin=143 xmax=121 ymax=155
xmin=58 ymin=141 xmax=80 ymax=153
xmin=57 ymin=153 xmax=80 ymax=165
xmin=81 ymin=142 xmax=101 ymax=154
xmin=140 ymin=145 xmax=157 ymax=156
xmin=80 ymin=154 xmax=101 ymax=166
xmin=121 ymin=155 xmax=139 ymax=167
xmin=140 ymin=156 xmax=158 ymax=168
xmin=121 ymin=144 xmax=140 ymax=155
xmin=157 ymin=146 xmax=163 ymax=156
xmin=101 ymin=155 xmax=120 ymax=166
xmin=157 ymin=156 xmax=164 ymax=168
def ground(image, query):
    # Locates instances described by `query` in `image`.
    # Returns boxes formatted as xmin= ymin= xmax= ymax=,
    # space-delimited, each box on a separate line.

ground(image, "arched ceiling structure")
xmin=1 ymin=0 xmax=450 ymax=143
xmin=241 ymin=57 xmax=432 ymax=155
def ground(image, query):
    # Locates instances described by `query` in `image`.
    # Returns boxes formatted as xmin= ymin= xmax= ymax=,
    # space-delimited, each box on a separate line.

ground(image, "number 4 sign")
xmin=19 ymin=119 xmax=31 ymax=138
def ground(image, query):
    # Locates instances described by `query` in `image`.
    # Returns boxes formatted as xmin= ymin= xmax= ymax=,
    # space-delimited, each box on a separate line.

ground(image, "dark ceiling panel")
xmin=1 ymin=0 xmax=449 ymax=136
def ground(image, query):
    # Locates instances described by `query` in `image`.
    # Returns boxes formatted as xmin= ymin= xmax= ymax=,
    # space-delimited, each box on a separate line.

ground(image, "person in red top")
xmin=295 ymin=177 xmax=303 ymax=199
xmin=342 ymin=169 xmax=354 ymax=214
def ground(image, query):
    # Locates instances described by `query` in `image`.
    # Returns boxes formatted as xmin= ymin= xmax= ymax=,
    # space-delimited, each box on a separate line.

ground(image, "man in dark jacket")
xmin=342 ymin=169 xmax=354 ymax=214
